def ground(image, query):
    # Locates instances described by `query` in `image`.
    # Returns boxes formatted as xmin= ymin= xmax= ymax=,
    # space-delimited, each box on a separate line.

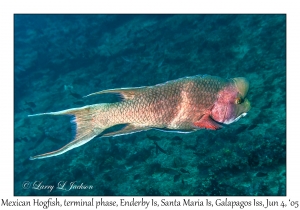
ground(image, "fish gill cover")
xmin=14 ymin=14 xmax=286 ymax=196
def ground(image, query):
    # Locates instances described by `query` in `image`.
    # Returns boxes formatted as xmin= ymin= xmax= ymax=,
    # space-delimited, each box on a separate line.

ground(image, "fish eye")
xmin=235 ymin=97 xmax=244 ymax=104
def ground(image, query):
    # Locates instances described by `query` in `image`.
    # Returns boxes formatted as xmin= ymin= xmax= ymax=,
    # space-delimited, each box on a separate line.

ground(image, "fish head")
xmin=211 ymin=77 xmax=251 ymax=125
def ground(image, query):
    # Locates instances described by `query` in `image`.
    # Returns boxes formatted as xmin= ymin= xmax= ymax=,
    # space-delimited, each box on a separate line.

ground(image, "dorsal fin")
xmin=83 ymin=86 xmax=147 ymax=100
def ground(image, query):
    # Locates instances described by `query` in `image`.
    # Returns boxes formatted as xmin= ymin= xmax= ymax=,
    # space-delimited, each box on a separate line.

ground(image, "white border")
xmin=1 ymin=0 xmax=299 ymax=209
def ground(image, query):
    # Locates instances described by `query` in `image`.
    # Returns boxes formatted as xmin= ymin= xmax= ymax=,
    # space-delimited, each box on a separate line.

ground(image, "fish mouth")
xmin=222 ymin=112 xmax=247 ymax=125
xmin=233 ymin=112 xmax=247 ymax=123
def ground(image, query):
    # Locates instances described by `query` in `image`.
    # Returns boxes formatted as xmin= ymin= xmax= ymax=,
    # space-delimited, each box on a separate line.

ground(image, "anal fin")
xmin=193 ymin=114 xmax=223 ymax=130
xmin=153 ymin=127 xmax=194 ymax=133
xmin=102 ymin=124 xmax=148 ymax=137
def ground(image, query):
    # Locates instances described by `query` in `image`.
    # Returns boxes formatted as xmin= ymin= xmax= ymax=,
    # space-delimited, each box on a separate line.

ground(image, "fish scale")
xmin=28 ymin=75 xmax=250 ymax=160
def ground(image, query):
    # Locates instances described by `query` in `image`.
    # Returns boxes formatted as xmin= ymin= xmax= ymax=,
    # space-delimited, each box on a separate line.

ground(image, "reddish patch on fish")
xmin=193 ymin=114 xmax=222 ymax=130
xmin=193 ymin=111 xmax=222 ymax=130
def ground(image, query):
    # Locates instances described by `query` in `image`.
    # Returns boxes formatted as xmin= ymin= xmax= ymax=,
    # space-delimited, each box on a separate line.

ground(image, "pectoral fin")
xmin=83 ymin=87 xmax=147 ymax=100
xmin=193 ymin=114 xmax=223 ymax=130
xmin=102 ymin=124 xmax=149 ymax=137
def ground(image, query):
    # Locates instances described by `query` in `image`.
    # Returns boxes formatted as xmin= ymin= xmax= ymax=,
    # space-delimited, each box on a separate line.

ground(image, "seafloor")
xmin=14 ymin=14 xmax=286 ymax=196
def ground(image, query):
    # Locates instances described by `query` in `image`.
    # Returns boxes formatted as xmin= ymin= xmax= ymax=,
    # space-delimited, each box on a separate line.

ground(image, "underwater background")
xmin=14 ymin=14 xmax=286 ymax=196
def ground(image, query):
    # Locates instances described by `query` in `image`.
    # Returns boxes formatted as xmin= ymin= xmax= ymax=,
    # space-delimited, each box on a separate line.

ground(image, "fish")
xmin=147 ymin=134 xmax=161 ymax=141
xmin=235 ymin=124 xmax=248 ymax=134
xmin=174 ymin=174 xmax=181 ymax=182
xmin=247 ymin=124 xmax=257 ymax=130
xmin=69 ymin=91 xmax=82 ymax=99
xmin=180 ymin=168 xmax=190 ymax=174
xmin=171 ymin=136 xmax=182 ymax=141
xmin=28 ymin=75 xmax=251 ymax=160
xmin=25 ymin=101 xmax=36 ymax=108
xmin=73 ymin=100 xmax=85 ymax=105
xmin=153 ymin=141 xmax=167 ymax=155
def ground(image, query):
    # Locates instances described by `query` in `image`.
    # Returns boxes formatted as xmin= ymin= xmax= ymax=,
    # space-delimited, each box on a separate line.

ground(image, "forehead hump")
xmin=231 ymin=77 xmax=249 ymax=98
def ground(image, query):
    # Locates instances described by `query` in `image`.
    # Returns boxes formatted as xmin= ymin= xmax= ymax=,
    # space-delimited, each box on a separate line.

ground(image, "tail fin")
xmin=28 ymin=105 xmax=104 ymax=160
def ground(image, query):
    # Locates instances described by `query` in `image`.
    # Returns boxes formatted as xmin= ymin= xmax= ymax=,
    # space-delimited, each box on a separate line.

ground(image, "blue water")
xmin=14 ymin=14 xmax=286 ymax=196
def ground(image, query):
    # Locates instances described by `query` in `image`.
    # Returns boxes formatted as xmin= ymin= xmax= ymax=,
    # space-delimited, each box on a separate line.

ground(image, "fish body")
xmin=28 ymin=75 xmax=250 ymax=160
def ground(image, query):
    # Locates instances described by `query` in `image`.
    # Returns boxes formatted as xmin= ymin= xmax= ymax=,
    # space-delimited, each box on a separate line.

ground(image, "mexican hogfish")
xmin=29 ymin=75 xmax=251 ymax=160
